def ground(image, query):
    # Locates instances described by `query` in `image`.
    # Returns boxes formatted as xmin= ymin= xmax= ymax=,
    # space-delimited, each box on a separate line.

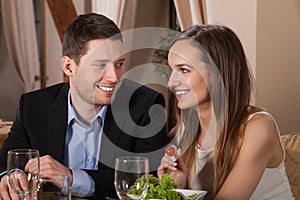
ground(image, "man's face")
xmin=70 ymin=39 xmax=125 ymax=106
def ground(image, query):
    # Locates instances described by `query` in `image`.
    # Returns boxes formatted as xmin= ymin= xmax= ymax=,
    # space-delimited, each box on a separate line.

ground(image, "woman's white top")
xmin=190 ymin=111 xmax=294 ymax=200
xmin=191 ymin=147 xmax=215 ymax=199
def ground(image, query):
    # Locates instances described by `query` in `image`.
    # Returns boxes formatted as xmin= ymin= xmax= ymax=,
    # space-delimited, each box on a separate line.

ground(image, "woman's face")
xmin=168 ymin=40 xmax=210 ymax=110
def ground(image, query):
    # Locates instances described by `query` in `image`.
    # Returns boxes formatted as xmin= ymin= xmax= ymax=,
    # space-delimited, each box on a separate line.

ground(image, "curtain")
xmin=92 ymin=0 xmax=137 ymax=31
xmin=1 ymin=0 xmax=40 ymax=92
xmin=92 ymin=0 xmax=127 ymax=29
xmin=92 ymin=0 xmax=142 ymax=32
xmin=174 ymin=0 xmax=210 ymax=30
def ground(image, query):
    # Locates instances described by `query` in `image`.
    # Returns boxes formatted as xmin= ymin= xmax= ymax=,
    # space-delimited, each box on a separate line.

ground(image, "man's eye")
xmin=115 ymin=62 xmax=124 ymax=68
xmin=98 ymin=63 xmax=107 ymax=68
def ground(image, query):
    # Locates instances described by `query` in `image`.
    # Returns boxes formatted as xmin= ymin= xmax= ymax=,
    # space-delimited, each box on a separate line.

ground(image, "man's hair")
xmin=62 ymin=13 xmax=122 ymax=65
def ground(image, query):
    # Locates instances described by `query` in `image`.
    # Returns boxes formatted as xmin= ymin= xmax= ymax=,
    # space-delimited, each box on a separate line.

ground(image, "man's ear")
xmin=61 ymin=56 xmax=74 ymax=77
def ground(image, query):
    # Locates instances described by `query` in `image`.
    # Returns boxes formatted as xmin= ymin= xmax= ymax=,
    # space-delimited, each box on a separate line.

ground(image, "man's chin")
xmin=94 ymin=99 xmax=112 ymax=106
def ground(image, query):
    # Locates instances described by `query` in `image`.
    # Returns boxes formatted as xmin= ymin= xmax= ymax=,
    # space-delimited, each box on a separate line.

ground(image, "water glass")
xmin=7 ymin=149 xmax=40 ymax=200
xmin=114 ymin=156 xmax=149 ymax=200
xmin=36 ymin=174 xmax=71 ymax=200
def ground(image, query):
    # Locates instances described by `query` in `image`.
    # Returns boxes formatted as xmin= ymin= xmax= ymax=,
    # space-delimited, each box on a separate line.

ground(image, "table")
xmin=71 ymin=196 xmax=117 ymax=200
xmin=0 ymin=120 xmax=12 ymax=147
xmin=72 ymin=197 xmax=115 ymax=200
xmin=72 ymin=196 xmax=117 ymax=200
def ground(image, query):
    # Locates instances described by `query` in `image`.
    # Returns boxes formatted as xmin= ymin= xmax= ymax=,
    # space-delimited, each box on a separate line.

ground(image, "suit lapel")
xmin=46 ymin=83 xmax=69 ymax=163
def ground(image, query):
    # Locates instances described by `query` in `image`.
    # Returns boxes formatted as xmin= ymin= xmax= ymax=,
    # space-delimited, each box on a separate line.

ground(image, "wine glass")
xmin=36 ymin=173 xmax=71 ymax=200
xmin=114 ymin=156 xmax=149 ymax=200
xmin=7 ymin=149 xmax=40 ymax=200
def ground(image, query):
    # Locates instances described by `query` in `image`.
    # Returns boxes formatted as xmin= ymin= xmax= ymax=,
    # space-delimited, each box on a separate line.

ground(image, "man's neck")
xmin=70 ymin=91 xmax=102 ymax=125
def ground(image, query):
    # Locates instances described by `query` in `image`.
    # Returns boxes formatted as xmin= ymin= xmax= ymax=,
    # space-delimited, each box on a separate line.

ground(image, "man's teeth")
xmin=98 ymin=86 xmax=114 ymax=92
xmin=176 ymin=90 xmax=188 ymax=95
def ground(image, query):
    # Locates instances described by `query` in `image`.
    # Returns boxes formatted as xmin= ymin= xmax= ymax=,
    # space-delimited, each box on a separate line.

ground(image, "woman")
xmin=158 ymin=25 xmax=294 ymax=200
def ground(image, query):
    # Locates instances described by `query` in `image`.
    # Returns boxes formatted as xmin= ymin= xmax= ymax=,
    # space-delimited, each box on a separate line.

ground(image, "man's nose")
xmin=104 ymin=65 xmax=118 ymax=82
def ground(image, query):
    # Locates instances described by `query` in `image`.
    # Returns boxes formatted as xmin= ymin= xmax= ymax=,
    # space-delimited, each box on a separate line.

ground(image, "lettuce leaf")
xmin=130 ymin=174 xmax=181 ymax=200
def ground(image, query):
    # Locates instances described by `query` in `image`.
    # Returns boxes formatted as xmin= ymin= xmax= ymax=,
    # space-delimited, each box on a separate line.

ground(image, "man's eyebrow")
xmin=92 ymin=59 xmax=110 ymax=62
xmin=91 ymin=57 xmax=126 ymax=63
xmin=116 ymin=57 xmax=126 ymax=62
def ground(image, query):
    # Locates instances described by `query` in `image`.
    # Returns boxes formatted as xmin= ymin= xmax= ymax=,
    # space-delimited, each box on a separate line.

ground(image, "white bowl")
xmin=174 ymin=189 xmax=207 ymax=200
xmin=149 ymin=189 xmax=207 ymax=200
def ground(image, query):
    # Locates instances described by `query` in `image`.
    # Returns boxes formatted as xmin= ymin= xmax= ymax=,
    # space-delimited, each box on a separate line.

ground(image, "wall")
xmin=256 ymin=0 xmax=300 ymax=133
xmin=212 ymin=0 xmax=300 ymax=133
xmin=212 ymin=0 xmax=257 ymax=76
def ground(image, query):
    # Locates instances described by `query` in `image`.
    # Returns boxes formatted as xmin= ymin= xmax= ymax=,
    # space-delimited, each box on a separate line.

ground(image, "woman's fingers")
xmin=158 ymin=146 xmax=188 ymax=189
xmin=159 ymin=155 xmax=177 ymax=171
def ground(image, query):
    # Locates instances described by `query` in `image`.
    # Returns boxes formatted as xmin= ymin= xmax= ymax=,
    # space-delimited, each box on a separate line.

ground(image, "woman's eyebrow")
xmin=176 ymin=63 xmax=192 ymax=68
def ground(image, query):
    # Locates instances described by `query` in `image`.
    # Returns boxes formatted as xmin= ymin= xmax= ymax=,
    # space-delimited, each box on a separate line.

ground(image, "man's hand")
xmin=0 ymin=174 xmax=21 ymax=200
xmin=25 ymin=155 xmax=73 ymax=188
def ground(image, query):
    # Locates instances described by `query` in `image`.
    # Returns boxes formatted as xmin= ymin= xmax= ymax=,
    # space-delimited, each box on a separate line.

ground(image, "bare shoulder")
xmin=243 ymin=112 xmax=283 ymax=167
xmin=245 ymin=112 xmax=278 ymax=139
xmin=242 ymin=112 xmax=279 ymax=155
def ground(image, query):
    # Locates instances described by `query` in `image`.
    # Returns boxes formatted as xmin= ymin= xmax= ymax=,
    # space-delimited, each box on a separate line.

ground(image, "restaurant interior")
xmin=0 ymin=0 xmax=299 ymax=198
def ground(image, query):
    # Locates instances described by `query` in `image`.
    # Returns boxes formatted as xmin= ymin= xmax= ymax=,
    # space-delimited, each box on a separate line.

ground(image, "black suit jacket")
xmin=0 ymin=79 xmax=168 ymax=199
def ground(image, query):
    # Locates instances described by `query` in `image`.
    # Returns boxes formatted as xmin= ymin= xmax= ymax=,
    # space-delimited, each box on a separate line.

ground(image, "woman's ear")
xmin=61 ymin=56 xmax=74 ymax=77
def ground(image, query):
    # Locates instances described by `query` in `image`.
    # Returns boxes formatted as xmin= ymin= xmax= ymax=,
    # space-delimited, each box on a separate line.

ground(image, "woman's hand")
xmin=157 ymin=145 xmax=188 ymax=188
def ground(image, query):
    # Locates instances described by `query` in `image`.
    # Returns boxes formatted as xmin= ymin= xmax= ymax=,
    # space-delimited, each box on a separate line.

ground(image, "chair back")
xmin=281 ymin=132 xmax=300 ymax=199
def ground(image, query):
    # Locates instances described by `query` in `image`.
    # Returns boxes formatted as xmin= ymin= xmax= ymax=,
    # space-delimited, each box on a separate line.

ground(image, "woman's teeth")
xmin=176 ymin=90 xmax=188 ymax=96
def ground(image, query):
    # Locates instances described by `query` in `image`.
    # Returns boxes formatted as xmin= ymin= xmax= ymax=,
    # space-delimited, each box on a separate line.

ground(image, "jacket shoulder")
xmin=22 ymin=83 xmax=69 ymax=101
xmin=19 ymin=83 xmax=69 ymax=112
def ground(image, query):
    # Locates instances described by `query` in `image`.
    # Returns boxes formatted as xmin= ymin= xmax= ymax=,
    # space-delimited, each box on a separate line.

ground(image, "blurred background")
xmin=0 ymin=0 xmax=299 ymax=134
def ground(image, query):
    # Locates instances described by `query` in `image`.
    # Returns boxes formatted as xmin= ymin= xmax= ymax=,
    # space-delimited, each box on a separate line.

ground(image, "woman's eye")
xmin=180 ymin=68 xmax=189 ymax=73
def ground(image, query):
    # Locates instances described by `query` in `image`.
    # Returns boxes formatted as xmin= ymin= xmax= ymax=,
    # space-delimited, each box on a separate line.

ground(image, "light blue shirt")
xmin=63 ymin=91 xmax=107 ymax=197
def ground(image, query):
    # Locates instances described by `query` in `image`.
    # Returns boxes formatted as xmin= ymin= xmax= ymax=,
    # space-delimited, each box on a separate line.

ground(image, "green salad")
xmin=130 ymin=174 xmax=199 ymax=200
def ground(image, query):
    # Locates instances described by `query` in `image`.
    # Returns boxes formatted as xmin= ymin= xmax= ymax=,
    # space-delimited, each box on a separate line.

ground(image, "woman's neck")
xmin=197 ymin=102 xmax=219 ymax=149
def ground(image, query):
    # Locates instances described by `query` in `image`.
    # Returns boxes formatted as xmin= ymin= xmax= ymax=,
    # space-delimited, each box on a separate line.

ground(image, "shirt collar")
xmin=67 ymin=90 xmax=107 ymax=126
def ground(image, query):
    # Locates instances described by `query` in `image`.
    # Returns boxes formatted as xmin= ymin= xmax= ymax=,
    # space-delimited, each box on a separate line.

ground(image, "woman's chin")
xmin=177 ymin=102 xmax=194 ymax=110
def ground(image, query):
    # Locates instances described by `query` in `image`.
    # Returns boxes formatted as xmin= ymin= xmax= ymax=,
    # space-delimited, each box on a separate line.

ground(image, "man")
xmin=0 ymin=13 xmax=168 ymax=199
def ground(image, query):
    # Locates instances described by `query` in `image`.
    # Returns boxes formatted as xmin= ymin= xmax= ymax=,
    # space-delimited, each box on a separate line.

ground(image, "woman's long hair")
xmin=170 ymin=25 xmax=258 ymax=192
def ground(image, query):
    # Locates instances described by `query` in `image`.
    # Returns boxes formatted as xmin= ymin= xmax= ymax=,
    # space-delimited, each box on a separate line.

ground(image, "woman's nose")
xmin=168 ymin=71 xmax=181 ymax=88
